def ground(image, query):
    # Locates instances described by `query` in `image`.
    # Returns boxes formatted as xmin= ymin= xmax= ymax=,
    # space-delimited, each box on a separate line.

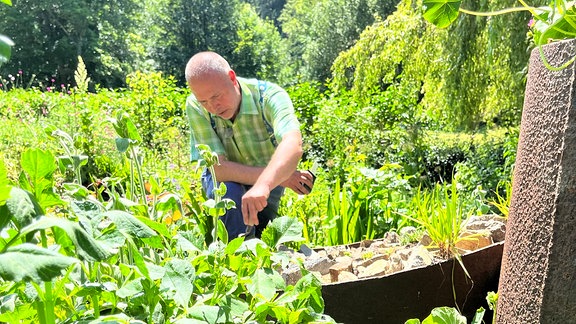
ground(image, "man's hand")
xmin=281 ymin=170 xmax=315 ymax=195
xmin=241 ymin=184 xmax=270 ymax=226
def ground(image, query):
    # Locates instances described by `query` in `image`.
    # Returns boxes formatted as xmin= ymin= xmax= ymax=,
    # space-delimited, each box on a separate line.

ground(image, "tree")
xmin=231 ymin=3 xmax=291 ymax=83
xmin=279 ymin=0 xmax=398 ymax=83
xmin=146 ymin=0 xmax=240 ymax=84
xmin=0 ymin=0 xmax=142 ymax=88
xmin=331 ymin=0 xmax=543 ymax=130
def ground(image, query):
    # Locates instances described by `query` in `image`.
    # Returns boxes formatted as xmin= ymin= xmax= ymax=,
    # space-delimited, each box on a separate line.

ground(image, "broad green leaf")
xmin=21 ymin=216 xmax=112 ymax=261
xmin=136 ymin=215 xmax=170 ymax=237
xmin=216 ymin=218 xmax=228 ymax=243
xmin=116 ymin=277 xmax=144 ymax=298
xmin=175 ymin=230 xmax=205 ymax=253
xmin=0 ymin=187 xmax=42 ymax=230
xmin=20 ymin=149 xmax=56 ymax=189
xmin=161 ymin=259 xmax=195 ymax=307
xmin=103 ymin=210 xmax=156 ymax=238
xmin=422 ymin=307 xmax=467 ymax=324
xmin=0 ymin=0 xmax=12 ymax=6
xmin=0 ymin=158 xmax=10 ymax=207
xmin=110 ymin=111 xmax=142 ymax=142
xmin=220 ymin=295 xmax=249 ymax=319
xmin=0 ymin=34 xmax=14 ymax=65
xmin=186 ymin=305 xmax=229 ymax=324
xmin=129 ymin=241 xmax=149 ymax=279
xmin=19 ymin=149 xmax=64 ymax=209
xmin=0 ymin=244 xmax=78 ymax=282
xmin=405 ymin=320 xmax=421 ymax=324
xmin=537 ymin=8 xmax=576 ymax=45
xmin=422 ymin=0 xmax=462 ymax=28
xmin=225 ymin=236 xmax=244 ymax=255
xmin=115 ymin=138 xmax=130 ymax=153
xmin=247 ymin=268 xmax=277 ymax=300
xmin=0 ymin=300 xmax=35 ymax=323
xmin=261 ymin=216 xmax=305 ymax=248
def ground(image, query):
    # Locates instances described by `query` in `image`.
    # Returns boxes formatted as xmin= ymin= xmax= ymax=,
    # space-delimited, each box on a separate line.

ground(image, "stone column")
xmin=497 ymin=39 xmax=576 ymax=323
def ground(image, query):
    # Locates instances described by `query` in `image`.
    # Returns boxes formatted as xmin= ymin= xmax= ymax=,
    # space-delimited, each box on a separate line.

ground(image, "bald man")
xmin=184 ymin=51 xmax=314 ymax=239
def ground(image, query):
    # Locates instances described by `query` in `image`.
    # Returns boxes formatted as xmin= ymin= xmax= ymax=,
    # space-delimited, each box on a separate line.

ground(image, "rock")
xmin=465 ymin=215 xmax=507 ymax=242
xmin=329 ymin=260 xmax=354 ymax=282
xmin=420 ymin=232 xmax=433 ymax=246
xmin=405 ymin=245 xmax=433 ymax=269
xmin=358 ymin=259 xmax=388 ymax=279
xmin=281 ymin=264 xmax=302 ymax=286
xmin=304 ymin=256 xmax=335 ymax=275
xmin=456 ymin=231 xmax=493 ymax=252
xmin=383 ymin=232 xmax=401 ymax=245
xmin=336 ymin=271 xmax=358 ymax=283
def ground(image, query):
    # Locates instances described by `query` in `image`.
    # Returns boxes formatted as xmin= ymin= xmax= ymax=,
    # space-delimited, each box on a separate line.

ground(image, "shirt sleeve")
xmin=262 ymin=82 xmax=301 ymax=141
xmin=185 ymin=95 xmax=226 ymax=161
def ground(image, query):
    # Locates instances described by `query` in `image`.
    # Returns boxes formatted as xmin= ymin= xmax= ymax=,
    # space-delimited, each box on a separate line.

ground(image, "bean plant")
xmin=0 ymin=114 xmax=335 ymax=323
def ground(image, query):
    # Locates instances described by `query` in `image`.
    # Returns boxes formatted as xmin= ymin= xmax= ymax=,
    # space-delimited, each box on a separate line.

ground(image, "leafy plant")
xmin=423 ymin=0 xmax=576 ymax=70
xmin=404 ymin=306 xmax=485 ymax=324
xmin=404 ymin=180 xmax=470 ymax=259
xmin=489 ymin=178 xmax=513 ymax=218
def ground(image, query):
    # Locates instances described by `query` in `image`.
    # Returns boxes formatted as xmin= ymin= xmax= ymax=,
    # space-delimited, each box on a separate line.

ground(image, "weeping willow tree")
xmin=330 ymin=0 xmax=544 ymax=130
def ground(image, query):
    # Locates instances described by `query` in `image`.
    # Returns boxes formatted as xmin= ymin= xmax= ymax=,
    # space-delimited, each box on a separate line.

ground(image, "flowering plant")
xmin=423 ymin=0 xmax=576 ymax=70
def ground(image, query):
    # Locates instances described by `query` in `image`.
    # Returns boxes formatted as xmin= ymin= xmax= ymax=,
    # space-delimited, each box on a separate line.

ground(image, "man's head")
xmin=185 ymin=52 xmax=241 ymax=120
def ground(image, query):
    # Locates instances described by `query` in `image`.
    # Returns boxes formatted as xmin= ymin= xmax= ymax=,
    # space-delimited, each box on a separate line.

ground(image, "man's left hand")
xmin=281 ymin=170 xmax=315 ymax=195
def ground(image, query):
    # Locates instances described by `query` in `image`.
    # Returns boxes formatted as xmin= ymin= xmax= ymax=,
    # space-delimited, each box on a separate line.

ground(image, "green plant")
xmin=404 ymin=306 xmax=485 ymax=324
xmin=109 ymin=110 xmax=148 ymax=205
xmin=489 ymin=178 xmax=513 ymax=218
xmin=423 ymin=0 xmax=576 ymax=70
xmin=487 ymin=291 xmax=499 ymax=323
xmin=405 ymin=181 xmax=471 ymax=259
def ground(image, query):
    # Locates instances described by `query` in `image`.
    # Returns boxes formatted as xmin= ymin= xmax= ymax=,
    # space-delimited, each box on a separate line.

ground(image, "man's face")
xmin=189 ymin=71 xmax=241 ymax=120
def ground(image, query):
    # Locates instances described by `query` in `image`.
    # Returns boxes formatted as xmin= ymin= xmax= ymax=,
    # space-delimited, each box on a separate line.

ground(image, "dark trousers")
xmin=201 ymin=169 xmax=285 ymax=239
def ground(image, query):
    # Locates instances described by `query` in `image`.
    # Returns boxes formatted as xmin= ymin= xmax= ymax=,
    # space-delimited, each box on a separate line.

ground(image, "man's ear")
xmin=228 ymin=70 xmax=237 ymax=83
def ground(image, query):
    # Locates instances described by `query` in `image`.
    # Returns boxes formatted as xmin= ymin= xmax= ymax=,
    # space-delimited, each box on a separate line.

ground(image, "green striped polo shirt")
xmin=186 ymin=77 xmax=301 ymax=166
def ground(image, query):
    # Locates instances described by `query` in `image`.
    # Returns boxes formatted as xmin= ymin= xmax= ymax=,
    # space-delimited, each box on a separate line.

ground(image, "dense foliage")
xmin=0 ymin=0 xmax=541 ymax=130
xmin=0 ymin=0 xmax=535 ymax=321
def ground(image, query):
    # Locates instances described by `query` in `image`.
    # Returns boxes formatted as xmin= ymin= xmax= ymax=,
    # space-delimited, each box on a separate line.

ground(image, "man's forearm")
xmin=212 ymin=158 xmax=264 ymax=184
xmin=254 ymin=131 xmax=303 ymax=190
xmin=211 ymin=131 xmax=303 ymax=188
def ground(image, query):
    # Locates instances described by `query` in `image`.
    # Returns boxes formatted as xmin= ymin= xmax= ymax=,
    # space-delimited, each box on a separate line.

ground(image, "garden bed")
xmin=279 ymin=214 xmax=507 ymax=323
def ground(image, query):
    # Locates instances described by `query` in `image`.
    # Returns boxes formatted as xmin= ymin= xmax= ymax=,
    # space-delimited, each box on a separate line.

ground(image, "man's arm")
xmin=236 ymin=130 xmax=303 ymax=226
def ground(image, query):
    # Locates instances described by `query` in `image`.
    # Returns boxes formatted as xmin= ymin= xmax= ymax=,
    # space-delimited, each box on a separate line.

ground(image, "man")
xmin=184 ymin=51 xmax=314 ymax=239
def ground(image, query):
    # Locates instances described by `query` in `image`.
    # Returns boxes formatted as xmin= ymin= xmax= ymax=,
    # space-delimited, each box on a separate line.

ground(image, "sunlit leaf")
xmin=0 ymin=34 xmax=14 ymax=65
xmin=261 ymin=216 xmax=305 ymax=248
xmin=175 ymin=230 xmax=205 ymax=253
xmin=247 ymin=268 xmax=277 ymax=300
xmin=0 ymin=244 xmax=78 ymax=283
xmin=103 ymin=210 xmax=156 ymax=238
xmin=185 ymin=305 xmax=229 ymax=324
xmin=0 ymin=158 xmax=9 ymax=207
xmin=116 ymin=277 xmax=144 ymax=298
xmin=161 ymin=259 xmax=195 ymax=307
xmin=0 ymin=187 xmax=42 ymax=230
xmin=422 ymin=306 xmax=467 ymax=324
xmin=21 ymin=216 xmax=112 ymax=261
xmin=422 ymin=0 xmax=462 ymax=28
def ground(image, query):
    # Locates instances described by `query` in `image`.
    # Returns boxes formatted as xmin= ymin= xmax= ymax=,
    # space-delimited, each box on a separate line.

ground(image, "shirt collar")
xmin=238 ymin=78 xmax=260 ymax=116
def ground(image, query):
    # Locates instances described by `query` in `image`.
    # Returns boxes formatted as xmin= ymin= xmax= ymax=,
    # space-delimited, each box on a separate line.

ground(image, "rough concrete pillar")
xmin=497 ymin=39 xmax=576 ymax=323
